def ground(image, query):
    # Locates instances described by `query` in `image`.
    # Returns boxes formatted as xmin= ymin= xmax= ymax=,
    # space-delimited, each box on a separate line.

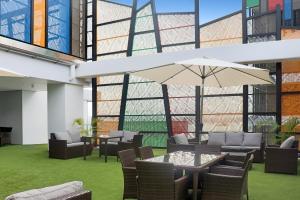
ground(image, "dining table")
xmin=143 ymin=151 xmax=228 ymax=200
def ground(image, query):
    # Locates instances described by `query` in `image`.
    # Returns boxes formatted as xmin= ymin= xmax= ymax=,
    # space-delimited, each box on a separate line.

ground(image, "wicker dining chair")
xmin=135 ymin=161 xmax=189 ymax=200
xmin=218 ymin=150 xmax=256 ymax=170
xmin=138 ymin=146 xmax=154 ymax=160
xmin=118 ymin=149 xmax=138 ymax=200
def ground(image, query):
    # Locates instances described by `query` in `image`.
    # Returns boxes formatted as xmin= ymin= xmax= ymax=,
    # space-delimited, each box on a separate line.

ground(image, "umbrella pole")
xmin=199 ymin=76 xmax=205 ymax=133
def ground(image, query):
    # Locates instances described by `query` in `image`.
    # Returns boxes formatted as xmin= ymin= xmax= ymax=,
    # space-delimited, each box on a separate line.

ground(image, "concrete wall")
xmin=48 ymin=84 xmax=83 ymax=133
xmin=0 ymin=91 xmax=23 ymax=144
xmin=22 ymin=91 xmax=48 ymax=144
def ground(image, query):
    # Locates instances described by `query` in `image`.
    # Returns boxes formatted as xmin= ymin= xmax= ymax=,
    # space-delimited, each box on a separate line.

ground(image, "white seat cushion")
xmin=280 ymin=136 xmax=295 ymax=149
xmin=108 ymin=130 xmax=124 ymax=142
xmin=174 ymin=133 xmax=189 ymax=145
xmin=225 ymin=132 xmax=244 ymax=146
xmin=5 ymin=181 xmax=83 ymax=200
xmin=54 ymin=132 xmax=72 ymax=144
xmin=123 ymin=131 xmax=138 ymax=142
xmin=243 ymin=133 xmax=262 ymax=147
xmin=208 ymin=133 xmax=226 ymax=146
xmin=68 ymin=126 xmax=81 ymax=143
xmin=67 ymin=142 xmax=84 ymax=147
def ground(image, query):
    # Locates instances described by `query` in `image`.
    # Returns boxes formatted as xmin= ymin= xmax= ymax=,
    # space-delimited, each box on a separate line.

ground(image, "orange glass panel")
xmin=282 ymin=83 xmax=300 ymax=92
xmin=33 ymin=0 xmax=46 ymax=47
xmin=282 ymin=94 xmax=300 ymax=116
xmin=281 ymin=28 xmax=300 ymax=40
xmin=282 ymin=60 xmax=300 ymax=74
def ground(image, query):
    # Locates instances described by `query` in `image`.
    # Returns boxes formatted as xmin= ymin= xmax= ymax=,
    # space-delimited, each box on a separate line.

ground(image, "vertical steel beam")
xmin=119 ymin=74 xmax=130 ymax=130
xmin=243 ymin=85 xmax=249 ymax=132
xmin=195 ymin=86 xmax=201 ymax=137
xmin=195 ymin=0 xmax=200 ymax=48
xmin=127 ymin=0 xmax=138 ymax=57
xmin=276 ymin=63 xmax=282 ymax=126
xmin=162 ymin=85 xmax=173 ymax=137
xmin=151 ymin=0 xmax=162 ymax=53
xmin=92 ymin=0 xmax=97 ymax=61
xmin=92 ymin=78 xmax=97 ymax=119
xmin=276 ymin=4 xmax=282 ymax=40
xmin=242 ymin=0 xmax=248 ymax=44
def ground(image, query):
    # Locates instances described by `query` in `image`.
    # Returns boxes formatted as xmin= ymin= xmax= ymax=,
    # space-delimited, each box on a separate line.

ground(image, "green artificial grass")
xmin=0 ymin=145 xmax=299 ymax=200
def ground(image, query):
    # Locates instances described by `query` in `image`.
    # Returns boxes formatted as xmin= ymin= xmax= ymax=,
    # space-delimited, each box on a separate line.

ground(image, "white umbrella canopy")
xmin=132 ymin=57 xmax=274 ymax=87
xmin=131 ymin=57 xmax=274 ymax=132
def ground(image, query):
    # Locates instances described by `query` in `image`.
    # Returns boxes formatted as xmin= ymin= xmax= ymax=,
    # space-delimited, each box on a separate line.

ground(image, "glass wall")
xmin=0 ymin=0 xmax=31 ymax=43
xmin=0 ymin=0 xmax=86 ymax=57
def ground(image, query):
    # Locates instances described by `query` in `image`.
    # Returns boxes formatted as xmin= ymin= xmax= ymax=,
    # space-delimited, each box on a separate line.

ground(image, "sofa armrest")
xmin=266 ymin=147 xmax=298 ymax=158
xmin=48 ymin=139 xmax=67 ymax=159
xmin=66 ymin=190 xmax=92 ymax=200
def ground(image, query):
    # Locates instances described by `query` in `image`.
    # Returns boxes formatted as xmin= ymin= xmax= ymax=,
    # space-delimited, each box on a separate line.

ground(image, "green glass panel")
xmin=247 ymin=0 xmax=259 ymax=7
xmin=142 ymin=133 xmax=168 ymax=148
xmin=123 ymin=120 xmax=167 ymax=132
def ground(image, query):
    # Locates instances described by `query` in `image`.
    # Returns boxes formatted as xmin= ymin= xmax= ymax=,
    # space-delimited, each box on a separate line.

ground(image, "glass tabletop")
xmin=144 ymin=151 xmax=226 ymax=169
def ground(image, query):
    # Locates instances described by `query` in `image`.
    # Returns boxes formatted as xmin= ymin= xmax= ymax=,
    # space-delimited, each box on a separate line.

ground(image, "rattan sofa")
xmin=49 ymin=133 xmax=93 ymax=159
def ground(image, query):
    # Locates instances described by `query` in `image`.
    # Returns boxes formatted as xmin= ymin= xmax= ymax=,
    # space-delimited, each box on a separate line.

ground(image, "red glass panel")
xmin=268 ymin=0 xmax=283 ymax=11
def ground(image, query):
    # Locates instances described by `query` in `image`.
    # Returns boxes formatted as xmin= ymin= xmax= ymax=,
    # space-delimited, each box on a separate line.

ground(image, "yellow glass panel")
xmin=33 ymin=0 xmax=46 ymax=47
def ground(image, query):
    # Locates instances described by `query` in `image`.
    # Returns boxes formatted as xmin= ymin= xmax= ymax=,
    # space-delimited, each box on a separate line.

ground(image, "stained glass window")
xmin=268 ymin=0 xmax=283 ymax=11
xmin=247 ymin=0 xmax=259 ymax=8
xmin=0 ymin=0 xmax=31 ymax=42
xmin=47 ymin=0 xmax=71 ymax=53
xmin=33 ymin=0 xmax=46 ymax=46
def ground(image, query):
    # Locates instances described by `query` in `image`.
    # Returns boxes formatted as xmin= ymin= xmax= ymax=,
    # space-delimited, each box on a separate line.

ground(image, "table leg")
xmin=193 ymin=172 xmax=199 ymax=200
xmin=104 ymin=140 xmax=108 ymax=163
xmin=83 ymin=140 xmax=87 ymax=160
xmin=99 ymin=140 xmax=102 ymax=158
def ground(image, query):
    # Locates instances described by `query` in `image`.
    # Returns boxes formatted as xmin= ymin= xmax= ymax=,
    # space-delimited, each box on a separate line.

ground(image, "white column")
xmin=48 ymin=83 xmax=83 ymax=133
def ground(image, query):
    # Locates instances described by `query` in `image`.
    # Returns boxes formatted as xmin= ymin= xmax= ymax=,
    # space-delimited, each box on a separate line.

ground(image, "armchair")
xmin=167 ymin=135 xmax=200 ymax=153
xmin=265 ymin=139 xmax=299 ymax=174
xmin=118 ymin=134 xmax=143 ymax=156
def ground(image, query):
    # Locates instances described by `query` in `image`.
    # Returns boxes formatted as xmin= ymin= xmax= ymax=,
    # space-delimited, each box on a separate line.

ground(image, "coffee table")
xmin=98 ymin=135 xmax=123 ymax=163
xmin=144 ymin=151 xmax=227 ymax=200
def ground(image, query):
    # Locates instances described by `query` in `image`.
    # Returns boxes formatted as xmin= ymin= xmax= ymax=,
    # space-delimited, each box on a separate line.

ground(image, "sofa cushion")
xmin=173 ymin=134 xmax=189 ymax=145
xmin=54 ymin=132 xmax=72 ymax=144
xmin=280 ymin=136 xmax=296 ymax=149
xmin=243 ymin=133 xmax=262 ymax=147
xmin=225 ymin=132 xmax=244 ymax=146
xmin=208 ymin=133 xmax=226 ymax=146
xmin=108 ymin=130 xmax=124 ymax=142
xmin=123 ymin=131 xmax=138 ymax=142
xmin=67 ymin=142 xmax=84 ymax=147
xmin=5 ymin=181 xmax=83 ymax=200
xmin=68 ymin=125 xmax=81 ymax=143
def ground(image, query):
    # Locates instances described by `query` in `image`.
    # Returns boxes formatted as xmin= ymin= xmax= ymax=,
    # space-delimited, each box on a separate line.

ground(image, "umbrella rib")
xmin=209 ymin=66 xmax=223 ymax=88
xmin=205 ymin=68 xmax=227 ymax=78
xmin=232 ymin=68 xmax=274 ymax=84
xmin=160 ymin=65 xmax=192 ymax=84
xmin=205 ymin=67 xmax=218 ymax=77
xmin=198 ymin=65 xmax=203 ymax=76
xmin=182 ymin=65 xmax=204 ymax=79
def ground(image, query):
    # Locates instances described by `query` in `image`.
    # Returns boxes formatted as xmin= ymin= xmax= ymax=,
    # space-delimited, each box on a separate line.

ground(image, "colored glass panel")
xmin=293 ymin=0 xmax=300 ymax=10
xmin=247 ymin=0 xmax=259 ymax=8
xmin=0 ymin=0 xmax=31 ymax=42
xmin=268 ymin=0 xmax=283 ymax=11
xmin=33 ymin=0 xmax=46 ymax=46
xmin=47 ymin=0 xmax=71 ymax=53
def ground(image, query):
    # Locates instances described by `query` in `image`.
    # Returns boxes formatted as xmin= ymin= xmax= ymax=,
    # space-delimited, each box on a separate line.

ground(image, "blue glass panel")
xmin=284 ymin=0 xmax=292 ymax=26
xmin=47 ymin=0 xmax=70 ymax=53
xmin=0 ymin=0 xmax=31 ymax=42
xmin=284 ymin=0 xmax=292 ymax=19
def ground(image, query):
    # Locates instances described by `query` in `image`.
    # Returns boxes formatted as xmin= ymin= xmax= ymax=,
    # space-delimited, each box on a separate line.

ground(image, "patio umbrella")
xmin=131 ymin=57 xmax=274 ymax=131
